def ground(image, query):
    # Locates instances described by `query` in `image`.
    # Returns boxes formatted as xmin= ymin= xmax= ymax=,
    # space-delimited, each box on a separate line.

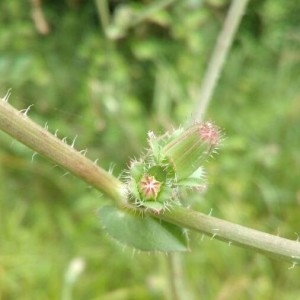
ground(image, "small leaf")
xmin=177 ymin=167 xmax=205 ymax=188
xmin=98 ymin=205 xmax=189 ymax=252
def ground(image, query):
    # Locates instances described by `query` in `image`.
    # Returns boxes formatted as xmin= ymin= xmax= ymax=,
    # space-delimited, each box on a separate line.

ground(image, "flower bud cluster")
xmin=124 ymin=121 xmax=222 ymax=212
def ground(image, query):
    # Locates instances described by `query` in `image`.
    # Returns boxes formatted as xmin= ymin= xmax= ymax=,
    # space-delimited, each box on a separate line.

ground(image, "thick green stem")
xmin=151 ymin=206 xmax=300 ymax=265
xmin=0 ymin=98 xmax=126 ymax=206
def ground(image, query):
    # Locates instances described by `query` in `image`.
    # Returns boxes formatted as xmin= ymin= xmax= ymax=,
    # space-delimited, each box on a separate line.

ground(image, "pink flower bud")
xmin=138 ymin=174 xmax=161 ymax=200
xmin=163 ymin=121 xmax=221 ymax=180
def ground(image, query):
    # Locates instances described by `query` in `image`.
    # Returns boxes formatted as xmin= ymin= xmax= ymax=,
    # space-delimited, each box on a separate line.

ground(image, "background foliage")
xmin=1 ymin=0 xmax=300 ymax=299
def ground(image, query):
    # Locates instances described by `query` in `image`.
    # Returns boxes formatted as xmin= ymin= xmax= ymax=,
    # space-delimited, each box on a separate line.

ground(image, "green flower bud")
xmin=163 ymin=122 xmax=221 ymax=180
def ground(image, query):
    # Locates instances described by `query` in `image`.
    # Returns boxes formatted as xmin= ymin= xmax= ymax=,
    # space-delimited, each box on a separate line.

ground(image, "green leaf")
xmin=98 ymin=205 xmax=189 ymax=252
xmin=177 ymin=167 xmax=205 ymax=188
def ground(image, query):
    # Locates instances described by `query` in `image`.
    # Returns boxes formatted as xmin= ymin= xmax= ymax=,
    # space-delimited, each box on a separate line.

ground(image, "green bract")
xmin=125 ymin=121 xmax=221 ymax=211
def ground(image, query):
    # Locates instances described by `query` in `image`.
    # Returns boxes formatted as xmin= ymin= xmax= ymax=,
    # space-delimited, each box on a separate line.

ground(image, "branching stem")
xmin=0 ymin=98 xmax=299 ymax=265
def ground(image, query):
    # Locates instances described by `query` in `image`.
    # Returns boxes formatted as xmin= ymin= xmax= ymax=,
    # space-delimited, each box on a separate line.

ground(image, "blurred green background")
xmin=1 ymin=0 xmax=300 ymax=299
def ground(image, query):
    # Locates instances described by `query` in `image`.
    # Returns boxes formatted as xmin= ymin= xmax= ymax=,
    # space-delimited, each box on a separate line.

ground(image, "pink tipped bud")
xmin=163 ymin=121 xmax=221 ymax=180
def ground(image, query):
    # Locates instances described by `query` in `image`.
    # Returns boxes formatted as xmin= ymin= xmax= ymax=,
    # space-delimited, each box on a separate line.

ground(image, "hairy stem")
xmin=0 ymin=98 xmax=126 ymax=207
xmin=152 ymin=206 xmax=300 ymax=265
xmin=193 ymin=0 xmax=250 ymax=120
xmin=1 ymin=97 xmax=299 ymax=265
